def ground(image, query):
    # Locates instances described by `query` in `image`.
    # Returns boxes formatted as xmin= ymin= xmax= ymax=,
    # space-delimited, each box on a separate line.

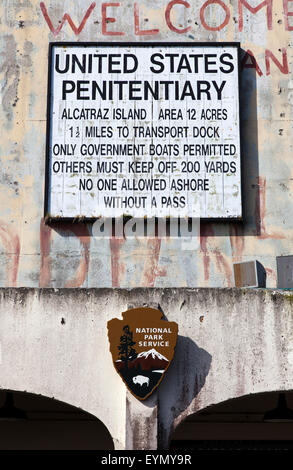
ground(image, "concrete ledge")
xmin=0 ymin=288 xmax=293 ymax=449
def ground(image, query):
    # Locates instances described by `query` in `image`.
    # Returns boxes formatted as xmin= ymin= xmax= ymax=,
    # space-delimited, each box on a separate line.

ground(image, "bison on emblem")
xmin=133 ymin=375 xmax=150 ymax=387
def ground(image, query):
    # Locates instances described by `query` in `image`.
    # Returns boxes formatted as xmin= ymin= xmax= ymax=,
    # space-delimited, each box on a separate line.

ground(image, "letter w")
xmin=40 ymin=2 xmax=96 ymax=36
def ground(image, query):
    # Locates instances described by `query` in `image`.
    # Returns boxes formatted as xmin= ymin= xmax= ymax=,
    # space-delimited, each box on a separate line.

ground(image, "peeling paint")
xmin=0 ymin=220 xmax=20 ymax=286
xmin=0 ymin=35 xmax=19 ymax=123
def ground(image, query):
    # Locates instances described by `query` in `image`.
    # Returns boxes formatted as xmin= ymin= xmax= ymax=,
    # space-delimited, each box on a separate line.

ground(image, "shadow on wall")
xmin=201 ymin=48 xmax=260 ymax=239
xmin=157 ymin=335 xmax=212 ymax=450
xmin=239 ymin=48 xmax=261 ymax=236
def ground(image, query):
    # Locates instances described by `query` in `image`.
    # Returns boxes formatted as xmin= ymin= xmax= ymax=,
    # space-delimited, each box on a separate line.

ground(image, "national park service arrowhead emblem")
xmin=107 ymin=307 xmax=178 ymax=400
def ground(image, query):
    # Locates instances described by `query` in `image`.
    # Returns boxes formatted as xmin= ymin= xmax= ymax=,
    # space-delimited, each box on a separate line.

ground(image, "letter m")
xmin=40 ymin=2 xmax=96 ymax=36
xmin=238 ymin=0 xmax=273 ymax=31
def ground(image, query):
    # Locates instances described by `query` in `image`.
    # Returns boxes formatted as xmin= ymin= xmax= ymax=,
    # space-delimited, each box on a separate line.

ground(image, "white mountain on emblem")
xmin=115 ymin=348 xmax=169 ymax=372
xmin=136 ymin=349 xmax=169 ymax=362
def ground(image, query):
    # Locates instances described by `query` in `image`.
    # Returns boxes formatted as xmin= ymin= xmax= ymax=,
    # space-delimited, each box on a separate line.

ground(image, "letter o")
xmin=53 ymin=161 xmax=60 ymax=173
xmin=200 ymin=0 xmax=230 ymax=31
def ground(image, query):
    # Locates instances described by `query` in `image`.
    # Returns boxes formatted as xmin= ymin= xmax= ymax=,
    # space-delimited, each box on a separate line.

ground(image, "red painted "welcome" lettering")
xmin=40 ymin=0 xmax=293 ymax=35
xmin=39 ymin=1 xmax=291 ymax=75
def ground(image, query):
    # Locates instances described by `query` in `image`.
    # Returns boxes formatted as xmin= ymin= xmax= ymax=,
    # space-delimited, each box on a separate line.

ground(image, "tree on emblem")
xmin=118 ymin=325 xmax=137 ymax=369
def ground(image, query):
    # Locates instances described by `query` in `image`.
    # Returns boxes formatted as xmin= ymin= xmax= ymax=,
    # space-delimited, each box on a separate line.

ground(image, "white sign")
xmin=46 ymin=43 xmax=241 ymax=219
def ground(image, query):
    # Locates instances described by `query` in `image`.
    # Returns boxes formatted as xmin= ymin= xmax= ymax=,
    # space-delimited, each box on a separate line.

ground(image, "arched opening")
xmin=171 ymin=392 xmax=293 ymax=452
xmin=0 ymin=390 xmax=114 ymax=450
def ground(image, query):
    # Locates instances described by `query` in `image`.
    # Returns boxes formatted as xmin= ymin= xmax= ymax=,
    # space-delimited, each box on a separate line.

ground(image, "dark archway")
xmin=0 ymin=390 xmax=114 ymax=450
xmin=171 ymin=391 xmax=293 ymax=452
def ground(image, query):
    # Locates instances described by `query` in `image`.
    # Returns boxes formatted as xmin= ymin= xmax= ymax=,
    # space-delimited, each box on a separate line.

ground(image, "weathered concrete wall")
xmin=0 ymin=0 xmax=293 ymax=288
xmin=0 ymin=287 xmax=293 ymax=449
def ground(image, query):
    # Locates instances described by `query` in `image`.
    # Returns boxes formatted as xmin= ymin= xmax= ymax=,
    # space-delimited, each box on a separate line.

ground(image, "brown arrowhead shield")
xmin=107 ymin=307 xmax=178 ymax=400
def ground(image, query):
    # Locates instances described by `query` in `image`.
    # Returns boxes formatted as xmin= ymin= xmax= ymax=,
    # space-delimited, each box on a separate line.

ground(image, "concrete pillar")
xmin=126 ymin=390 xmax=158 ymax=450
